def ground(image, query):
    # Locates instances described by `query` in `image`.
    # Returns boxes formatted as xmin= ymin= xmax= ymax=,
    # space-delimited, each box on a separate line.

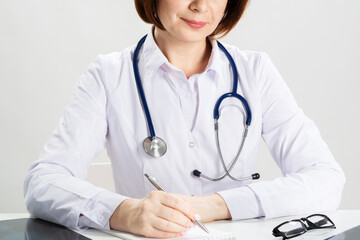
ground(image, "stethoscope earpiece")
xmin=192 ymin=170 xmax=202 ymax=177
xmin=252 ymin=173 xmax=260 ymax=180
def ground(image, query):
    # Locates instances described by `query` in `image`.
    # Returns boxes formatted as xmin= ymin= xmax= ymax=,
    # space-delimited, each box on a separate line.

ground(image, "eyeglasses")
xmin=272 ymin=214 xmax=336 ymax=239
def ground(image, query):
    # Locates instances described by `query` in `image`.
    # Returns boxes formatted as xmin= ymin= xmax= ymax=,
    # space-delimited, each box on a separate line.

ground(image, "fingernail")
xmin=181 ymin=231 xmax=187 ymax=236
xmin=194 ymin=214 xmax=201 ymax=221
xmin=186 ymin=228 xmax=191 ymax=232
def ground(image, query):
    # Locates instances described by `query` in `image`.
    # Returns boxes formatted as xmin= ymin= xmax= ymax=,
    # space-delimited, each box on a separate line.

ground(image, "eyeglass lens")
xmin=306 ymin=215 xmax=333 ymax=228
xmin=278 ymin=221 xmax=306 ymax=238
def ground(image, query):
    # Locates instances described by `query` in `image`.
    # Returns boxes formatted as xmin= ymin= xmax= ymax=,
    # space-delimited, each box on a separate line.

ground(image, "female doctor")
xmin=24 ymin=0 xmax=345 ymax=238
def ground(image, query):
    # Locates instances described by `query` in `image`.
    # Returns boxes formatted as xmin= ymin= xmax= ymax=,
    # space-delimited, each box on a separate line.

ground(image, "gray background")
xmin=1 ymin=0 xmax=359 ymax=213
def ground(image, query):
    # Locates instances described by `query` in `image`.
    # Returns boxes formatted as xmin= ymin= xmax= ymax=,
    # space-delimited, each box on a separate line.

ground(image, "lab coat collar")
xmin=206 ymin=37 xmax=224 ymax=85
xmin=140 ymin=30 xmax=169 ymax=84
xmin=140 ymin=29 xmax=224 ymax=85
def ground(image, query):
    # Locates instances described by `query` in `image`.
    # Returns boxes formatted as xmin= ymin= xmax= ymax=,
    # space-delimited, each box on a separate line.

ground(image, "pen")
xmin=144 ymin=173 xmax=209 ymax=234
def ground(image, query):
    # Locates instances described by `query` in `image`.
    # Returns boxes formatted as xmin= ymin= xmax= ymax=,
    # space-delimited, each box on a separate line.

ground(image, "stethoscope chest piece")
xmin=143 ymin=136 xmax=167 ymax=157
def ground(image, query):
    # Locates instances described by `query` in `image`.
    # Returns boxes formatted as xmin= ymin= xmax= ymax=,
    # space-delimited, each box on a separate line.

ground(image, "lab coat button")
xmin=189 ymin=142 xmax=195 ymax=148
xmin=98 ymin=215 xmax=104 ymax=221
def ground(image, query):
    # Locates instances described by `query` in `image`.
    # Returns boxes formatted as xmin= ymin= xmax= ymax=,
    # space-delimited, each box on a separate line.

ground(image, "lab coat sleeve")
xmin=219 ymin=53 xmax=345 ymax=220
xmin=24 ymin=55 xmax=126 ymax=230
xmin=251 ymin=53 xmax=345 ymax=218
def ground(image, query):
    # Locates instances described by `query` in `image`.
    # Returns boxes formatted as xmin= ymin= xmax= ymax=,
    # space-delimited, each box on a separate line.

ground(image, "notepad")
xmin=99 ymin=226 xmax=234 ymax=240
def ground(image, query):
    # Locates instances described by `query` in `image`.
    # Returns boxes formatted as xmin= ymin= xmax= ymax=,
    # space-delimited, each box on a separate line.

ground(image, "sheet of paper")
xmin=99 ymin=226 xmax=234 ymax=240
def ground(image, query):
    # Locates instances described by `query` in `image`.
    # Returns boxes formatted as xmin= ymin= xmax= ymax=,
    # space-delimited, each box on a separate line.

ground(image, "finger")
xmin=160 ymin=193 xmax=199 ymax=221
xmin=128 ymin=209 xmax=183 ymax=238
xmin=152 ymin=214 xmax=189 ymax=233
xmin=155 ymin=204 xmax=193 ymax=228
xmin=143 ymin=226 xmax=182 ymax=239
xmin=138 ymin=214 xmax=184 ymax=238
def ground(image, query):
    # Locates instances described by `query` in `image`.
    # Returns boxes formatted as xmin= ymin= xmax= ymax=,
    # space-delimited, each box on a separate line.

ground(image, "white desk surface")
xmin=1 ymin=210 xmax=359 ymax=239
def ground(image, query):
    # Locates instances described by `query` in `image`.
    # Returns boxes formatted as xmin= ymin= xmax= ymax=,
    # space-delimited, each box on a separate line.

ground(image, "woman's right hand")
xmin=109 ymin=191 xmax=199 ymax=238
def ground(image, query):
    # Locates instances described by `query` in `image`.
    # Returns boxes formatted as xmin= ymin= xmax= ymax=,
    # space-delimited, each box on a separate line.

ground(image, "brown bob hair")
xmin=134 ymin=0 xmax=249 ymax=38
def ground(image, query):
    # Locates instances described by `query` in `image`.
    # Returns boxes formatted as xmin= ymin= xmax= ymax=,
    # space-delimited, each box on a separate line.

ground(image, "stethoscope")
xmin=133 ymin=35 xmax=260 ymax=182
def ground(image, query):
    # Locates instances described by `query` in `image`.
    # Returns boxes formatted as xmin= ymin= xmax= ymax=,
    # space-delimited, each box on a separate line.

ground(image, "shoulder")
xmin=93 ymin=45 xmax=135 ymax=71
xmin=218 ymin=42 xmax=279 ymax=82
xmin=80 ymin=45 xmax=137 ymax=88
xmin=218 ymin=42 xmax=270 ymax=70
xmin=75 ymin=45 xmax=138 ymax=97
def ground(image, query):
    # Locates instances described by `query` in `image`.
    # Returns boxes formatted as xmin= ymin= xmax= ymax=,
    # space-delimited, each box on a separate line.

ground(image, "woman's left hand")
xmin=180 ymin=193 xmax=231 ymax=222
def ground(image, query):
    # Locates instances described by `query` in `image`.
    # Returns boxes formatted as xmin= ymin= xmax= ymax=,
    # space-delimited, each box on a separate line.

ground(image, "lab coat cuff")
xmin=78 ymin=191 xmax=127 ymax=230
xmin=217 ymin=186 xmax=264 ymax=220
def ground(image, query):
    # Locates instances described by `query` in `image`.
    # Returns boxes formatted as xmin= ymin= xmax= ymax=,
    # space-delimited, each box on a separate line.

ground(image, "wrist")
xmin=209 ymin=193 xmax=231 ymax=221
xmin=192 ymin=194 xmax=231 ymax=222
xmin=109 ymin=198 xmax=139 ymax=231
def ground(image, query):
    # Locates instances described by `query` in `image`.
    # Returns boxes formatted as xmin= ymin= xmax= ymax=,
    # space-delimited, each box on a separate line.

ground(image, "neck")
xmin=153 ymin=28 xmax=212 ymax=79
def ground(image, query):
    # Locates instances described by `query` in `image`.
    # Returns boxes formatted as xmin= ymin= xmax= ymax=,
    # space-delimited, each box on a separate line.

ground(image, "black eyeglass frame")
xmin=272 ymin=214 xmax=336 ymax=239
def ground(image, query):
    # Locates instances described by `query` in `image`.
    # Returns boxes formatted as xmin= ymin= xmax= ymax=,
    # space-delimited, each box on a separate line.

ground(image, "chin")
xmin=177 ymin=30 xmax=212 ymax=43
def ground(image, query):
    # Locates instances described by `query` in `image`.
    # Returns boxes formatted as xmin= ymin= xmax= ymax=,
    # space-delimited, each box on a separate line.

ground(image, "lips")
xmin=181 ymin=18 xmax=207 ymax=29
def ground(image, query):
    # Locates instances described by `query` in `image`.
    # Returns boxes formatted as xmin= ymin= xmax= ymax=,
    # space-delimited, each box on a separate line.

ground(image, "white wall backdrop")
xmin=1 ymin=0 xmax=359 ymax=213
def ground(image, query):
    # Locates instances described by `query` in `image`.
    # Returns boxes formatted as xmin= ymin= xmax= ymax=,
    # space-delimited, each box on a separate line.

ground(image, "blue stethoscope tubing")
xmin=133 ymin=34 xmax=259 ymax=182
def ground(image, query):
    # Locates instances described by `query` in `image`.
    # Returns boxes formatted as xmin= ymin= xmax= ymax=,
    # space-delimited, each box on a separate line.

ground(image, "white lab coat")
xmin=24 ymin=31 xmax=345 ymax=230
